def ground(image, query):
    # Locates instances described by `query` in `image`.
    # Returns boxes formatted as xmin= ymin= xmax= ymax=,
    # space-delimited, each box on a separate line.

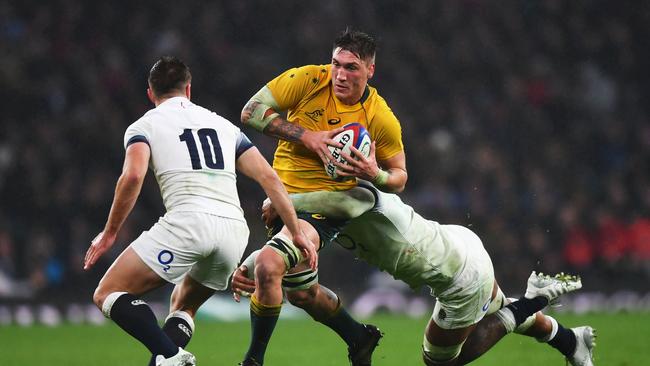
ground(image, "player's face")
xmin=331 ymin=47 xmax=375 ymax=105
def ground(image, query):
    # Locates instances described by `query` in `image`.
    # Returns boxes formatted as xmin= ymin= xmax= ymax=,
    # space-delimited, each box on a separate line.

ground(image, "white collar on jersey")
xmin=158 ymin=96 xmax=193 ymax=109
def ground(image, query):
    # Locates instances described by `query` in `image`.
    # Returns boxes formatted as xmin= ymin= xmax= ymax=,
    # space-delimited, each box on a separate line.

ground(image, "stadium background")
xmin=1 ymin=0 xmax=649 ymax=327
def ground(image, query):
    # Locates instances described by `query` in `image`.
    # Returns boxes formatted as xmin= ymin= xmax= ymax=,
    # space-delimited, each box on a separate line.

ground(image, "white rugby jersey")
xmin=123 ymin=96 xmax=253 ymax=220
xmin=335 ymin=183 xmax=470 ymax=295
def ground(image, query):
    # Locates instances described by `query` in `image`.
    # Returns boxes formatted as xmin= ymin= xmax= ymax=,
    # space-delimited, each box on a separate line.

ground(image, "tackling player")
xmin=238 ymin=29 xmax=407 ymax=366
xmin=83 ymin=56 xmax=316 ymax=366
xmin=234 ymin=182 xmax=596 ymax=366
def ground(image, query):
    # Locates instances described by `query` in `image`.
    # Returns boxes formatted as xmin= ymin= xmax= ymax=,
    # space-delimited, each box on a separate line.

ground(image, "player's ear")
xmin=367 ymin=63 xmax=375 ymax=80
xmin=185 ymin=83 xmax=191 ymax=100
xmin=146 ymin=88 xmax=155 ymax=104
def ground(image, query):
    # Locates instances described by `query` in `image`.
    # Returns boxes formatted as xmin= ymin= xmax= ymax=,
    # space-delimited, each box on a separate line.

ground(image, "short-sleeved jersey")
xmin=334 ymin=183 xmax=469 ymax=295
xmin=123 ymin=96 xmax=253 ymax=221
xmin=267 ymin=64 xmax=404 ymax=193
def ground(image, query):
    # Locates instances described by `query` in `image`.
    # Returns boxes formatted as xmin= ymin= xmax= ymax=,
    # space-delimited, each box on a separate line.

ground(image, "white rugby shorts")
xmin=431 ymin=225 xmax=495 ymax=329
xmin=130 ymin=211 xmax=249 ymax=290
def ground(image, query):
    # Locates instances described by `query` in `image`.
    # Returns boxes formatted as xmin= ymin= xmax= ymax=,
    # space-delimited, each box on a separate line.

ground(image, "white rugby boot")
xmin=524 ymin=271 xmax=582 ymax=305
xmin=567 ymin=326 xmax=596 ymax=366
xmin=155 ymin=347 xmax=196 ymax=366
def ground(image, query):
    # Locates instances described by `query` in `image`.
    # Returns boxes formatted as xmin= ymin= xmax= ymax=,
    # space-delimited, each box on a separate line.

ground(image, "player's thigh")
xmin=425 ymin=318 xmax=476 ymax=346
xmin=188 ymin=216 xmax=249 ymax=291
xmin=95 ymin=246 xmax=166 ymax=303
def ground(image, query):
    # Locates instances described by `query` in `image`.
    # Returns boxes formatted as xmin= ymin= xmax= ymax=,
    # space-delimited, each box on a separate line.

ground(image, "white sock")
xmin=495 ymin=308 xmax=517 ymax=333
xmin=165 ymin=310 xmax=195 ymax=333
xmin=101 ymin=291 xmax=128 ymax=318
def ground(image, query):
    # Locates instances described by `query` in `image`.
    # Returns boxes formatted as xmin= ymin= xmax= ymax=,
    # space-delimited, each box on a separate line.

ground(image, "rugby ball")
xmin=325 ymin=123 xmax=371 ymax=180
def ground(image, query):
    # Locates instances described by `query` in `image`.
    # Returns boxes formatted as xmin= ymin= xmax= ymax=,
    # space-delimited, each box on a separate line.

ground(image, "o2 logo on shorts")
xmin=158 ymin=250 xmax=174 ymax=272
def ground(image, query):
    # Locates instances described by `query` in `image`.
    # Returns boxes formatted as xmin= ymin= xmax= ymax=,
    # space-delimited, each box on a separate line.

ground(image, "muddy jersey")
xmin=334 ymin=183 xmax=472 ymax=295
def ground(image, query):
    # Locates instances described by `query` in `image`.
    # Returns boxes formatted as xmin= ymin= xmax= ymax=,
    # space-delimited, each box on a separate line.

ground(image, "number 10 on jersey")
xmin=179 ymin=128 xmax=224 ymax=170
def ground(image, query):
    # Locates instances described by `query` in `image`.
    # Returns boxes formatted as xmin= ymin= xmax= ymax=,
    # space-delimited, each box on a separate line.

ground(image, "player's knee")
xmin=92 ymin=286 xmax=108 ymax=309
xmin=92 ymin=289 xmax=129 ymax=318
xmin=422 ymin=344 xmax=462 ymax=366
xmin=422 ymin=335 xmax=464 ymax=366
xmin=263 ymin=233 xmax=304 ymax=270
xmin=254 ymin=250 xmax=285 ymax=285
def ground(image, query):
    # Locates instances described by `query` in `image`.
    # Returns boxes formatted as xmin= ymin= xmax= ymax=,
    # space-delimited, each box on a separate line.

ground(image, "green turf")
xmin=2 ymin=312 xmax=648 ymax=365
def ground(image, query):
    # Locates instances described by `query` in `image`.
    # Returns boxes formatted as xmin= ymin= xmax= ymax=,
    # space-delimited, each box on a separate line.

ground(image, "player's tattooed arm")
xmin=241 ymin=86 xmax=341 ymax=163
xmin=240 ymin=86 xmax=282 ymax=132
xmin=241 ymin=96 xmax=304 ymax=142
xmin=264 ymin=117 xmax=305 ymax=143
xmin=240 ymin=100 xmax=260 ymax=124
xmin=266 ymin=118 xmax=343 ymax=165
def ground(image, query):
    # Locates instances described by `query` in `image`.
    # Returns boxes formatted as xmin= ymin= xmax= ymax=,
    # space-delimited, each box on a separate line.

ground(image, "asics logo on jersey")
xmin=131 ymin=300 xmax=147 ymax=306
xmin=305 ymin=108 xmax=325 ymax=121
xmin=327 ymin=117 xmax=341 ymax=125
xmin=158 ymin=250 xmax=174 ymax=272
xmin=178 ymin=323 xmax=192 ymax=338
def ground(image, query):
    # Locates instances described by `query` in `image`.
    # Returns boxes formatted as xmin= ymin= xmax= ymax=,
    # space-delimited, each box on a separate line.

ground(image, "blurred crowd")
xmin=1 ymin=0 xmax=648 ymax=302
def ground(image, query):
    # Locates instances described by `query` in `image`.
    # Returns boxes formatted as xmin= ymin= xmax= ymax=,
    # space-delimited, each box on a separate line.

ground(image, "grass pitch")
xmin=2 ymin=312 xmax=648 ymax=365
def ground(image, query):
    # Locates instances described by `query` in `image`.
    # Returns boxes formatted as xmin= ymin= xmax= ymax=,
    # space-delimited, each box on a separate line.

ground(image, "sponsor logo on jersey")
xmin=327 ymin=117 xmax=341 ymax=125
xmin=158 ymin=250 xmax=174 ymax=272
xmin=131 ymin=300 xmax=147 ymax=306
xmin=305 ymin=108 xmax=325 ymax=121
xmin=311 ymin=213 xmax=326 ymax=220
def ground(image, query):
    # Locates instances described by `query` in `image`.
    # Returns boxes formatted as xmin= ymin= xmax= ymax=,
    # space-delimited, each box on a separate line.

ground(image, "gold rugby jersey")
xmin=267 ymin=64 xmax=404 ymax=193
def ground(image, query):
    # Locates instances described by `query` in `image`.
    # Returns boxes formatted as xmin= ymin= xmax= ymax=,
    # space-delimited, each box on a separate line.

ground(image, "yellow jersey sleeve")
xmin=266 ymin=65 xmax=329 ymax=111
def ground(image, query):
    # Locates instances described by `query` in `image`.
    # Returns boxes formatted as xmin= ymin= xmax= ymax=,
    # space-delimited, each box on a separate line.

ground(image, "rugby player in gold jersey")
xmin=238 ymin=28 xmax=407 ymax=366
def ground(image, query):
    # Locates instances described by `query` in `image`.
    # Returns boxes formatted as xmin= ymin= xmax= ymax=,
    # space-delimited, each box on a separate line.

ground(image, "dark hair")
xmin=148 ymin=56 xmax=192 ymax=97
xmin=333 ymin=28 xmax=376 ymax=62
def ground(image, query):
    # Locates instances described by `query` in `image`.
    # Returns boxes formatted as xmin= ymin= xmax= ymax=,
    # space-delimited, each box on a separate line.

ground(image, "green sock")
xmin=244 ymin=295 xmax=282 ymax=364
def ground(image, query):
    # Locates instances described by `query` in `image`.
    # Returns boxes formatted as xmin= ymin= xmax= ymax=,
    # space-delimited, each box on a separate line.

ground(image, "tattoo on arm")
xmin=264 ymin=118 xmax=305 ymax=143
xmin=241 ymin=100 xmax=259 ymax=123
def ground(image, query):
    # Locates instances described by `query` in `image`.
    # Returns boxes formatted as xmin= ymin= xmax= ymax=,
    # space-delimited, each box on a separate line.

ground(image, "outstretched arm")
xmin=260 ymin=186 xmax=376 ymax=228
xmin=291 ymin=187 xmax=376 ymax=219
xmin=84 ymin=142 xmax=150 ymax=270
